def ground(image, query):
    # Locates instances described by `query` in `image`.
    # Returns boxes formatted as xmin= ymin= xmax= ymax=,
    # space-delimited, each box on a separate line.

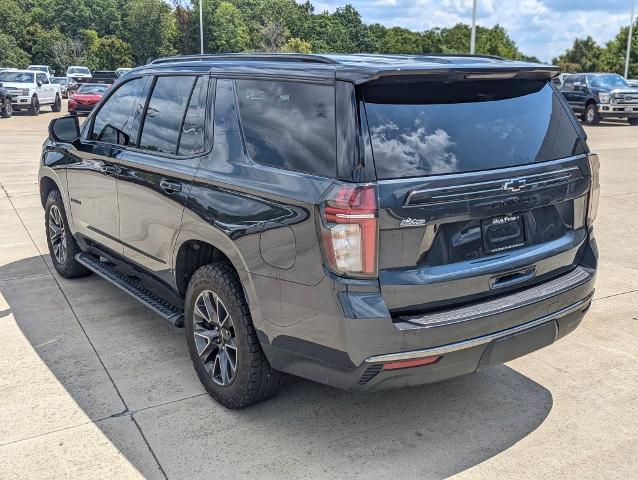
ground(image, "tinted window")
xmin=139 ymin=76 xmax=197 ymax=155
xmin=178 ymin=76 xmax=208 ymax=156
xmin=0 ymin=72 xmax=34 ymax=83
xmin=364 ymin=80 xmax=585 ymax=179
xmin=236 ymin=80 xmax=336 ymax=177
xmin=92 ymin=77 xmax=146 ymax=146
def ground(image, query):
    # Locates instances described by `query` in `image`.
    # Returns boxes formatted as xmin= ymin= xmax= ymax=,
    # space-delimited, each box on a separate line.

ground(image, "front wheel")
xmin=582 ymin=103 xmax=600 ymax=125
xmin=45 ymin=190 xmax=91 ymax=278
xmin=28 ymin=95 xmax=40 ymax=115
xmin=0 ymin=98 xmax=12 ymax=118
xmin=52 ymin=94 xmax=61 ymax=112
xmin=629 ymin=117 xmax=638 ymax=126
xmin=185 ymin=263 xmax=283 ymax=409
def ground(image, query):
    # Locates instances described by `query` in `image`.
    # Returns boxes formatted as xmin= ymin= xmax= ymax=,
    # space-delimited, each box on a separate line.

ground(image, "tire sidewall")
xmin=45 ymin=191 xmax=73 ymax=275
xmin=1 ymin=99 xmax=11 ymax=118
xmin=185 ymin=266 xmax=253 ymax=403
xmin=584 ymin=103 xmax=599 ymax=125
xmin=52 ymin=94 xmax=61 ymax=112
xmin=30 ymin=95 xmax=40 ymax=115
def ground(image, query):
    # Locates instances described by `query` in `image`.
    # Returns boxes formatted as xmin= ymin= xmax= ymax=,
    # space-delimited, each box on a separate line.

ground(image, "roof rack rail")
xmin=150 ymin=53 xmax=339 ymax=65
xmin=424 ymin=53 xmax=506 ymax=61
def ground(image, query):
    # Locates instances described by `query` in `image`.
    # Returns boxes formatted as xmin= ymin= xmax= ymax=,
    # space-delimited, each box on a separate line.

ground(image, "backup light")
xmin=320 ymin=184 xmax=378 ymax=277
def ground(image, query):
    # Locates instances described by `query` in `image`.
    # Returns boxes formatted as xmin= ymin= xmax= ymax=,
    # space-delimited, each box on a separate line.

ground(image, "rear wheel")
xmin=45 ymin=190 xmax=91 ymax=278
xmin=0 ymin=98 xmax=12 ymax=118
xmin=52 ymin=94 xmax=61 ymax=112
xmin=28 ymin=95 xmax=40 ymax=116
xmin=629 ymin=117 xmax=638 ymax=126
xmin=185 ymin=263 xmax=283 ymax=409
xmin=582 ymin=103 xmax=600 ymax=125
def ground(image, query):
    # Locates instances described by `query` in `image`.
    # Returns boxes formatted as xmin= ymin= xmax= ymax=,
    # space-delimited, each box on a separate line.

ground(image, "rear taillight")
xmin=319 ymin=184 xmax=378 ymax=277
xmin=587 ymin=153 xmax=600 ymax=226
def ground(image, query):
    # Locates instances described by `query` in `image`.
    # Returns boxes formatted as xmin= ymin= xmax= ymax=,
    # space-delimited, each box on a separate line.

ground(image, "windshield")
xmin=0 ymin=72 xmax=34 ymax=83
xmin=363 ymin=79 xmax=584 ymax=179
xmin=77 ymin=84 xmax=108 ymax=94
xmin=51 ymin=78 xmax=67 ymax=85
xmin=68 ymin=67 xmax=90 ymax=75
xmin=589 ymin=75 xmax=629 ymax=89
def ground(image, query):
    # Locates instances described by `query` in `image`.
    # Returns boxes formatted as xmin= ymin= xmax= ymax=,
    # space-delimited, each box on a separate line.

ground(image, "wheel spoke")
xmin=217 ymin=350 xmax=230 ymax=385
xmin=202 ymin=292 xmax=218 ymax=325
xmin=194 ymin=330 xmax=219 ymax=361
xmin=216 ymin=296 xmax=229 ymax=327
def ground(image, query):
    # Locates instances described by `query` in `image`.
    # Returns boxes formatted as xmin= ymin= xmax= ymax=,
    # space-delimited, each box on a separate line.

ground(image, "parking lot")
xmin=0 ymin=104 xmax=637 ymax=479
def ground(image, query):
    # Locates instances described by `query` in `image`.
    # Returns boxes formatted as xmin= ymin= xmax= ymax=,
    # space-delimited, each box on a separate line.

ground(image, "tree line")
xmin=553 ymin=24 xmax=638 ymax=78
xmin=1 ymin=0 xmax=539 ymax=73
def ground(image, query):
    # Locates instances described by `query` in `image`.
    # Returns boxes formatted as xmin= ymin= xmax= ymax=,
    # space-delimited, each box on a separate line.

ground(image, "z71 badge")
xmin=400 ymin=218 xmax=426 ymax=228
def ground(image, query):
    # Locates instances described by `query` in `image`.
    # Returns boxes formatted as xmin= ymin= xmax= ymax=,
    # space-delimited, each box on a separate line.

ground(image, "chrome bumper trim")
xmin=364 ymin=292 xmax=594 ymax=363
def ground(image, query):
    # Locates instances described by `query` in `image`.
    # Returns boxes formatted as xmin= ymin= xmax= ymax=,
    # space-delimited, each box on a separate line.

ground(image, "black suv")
xmin=40 ymin=54 xmax=599 ymax=408
xmin=561 ymin=73 xmax=638 ymax=125
xmin=0 ymin=82 xmax=12 ymax=118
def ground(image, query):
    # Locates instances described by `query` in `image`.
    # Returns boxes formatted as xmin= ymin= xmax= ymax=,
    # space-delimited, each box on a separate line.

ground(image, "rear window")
xmin=363 ymin=80 xmax=584 ymax=179
xmin=236 ymin=80 xmax=336 ymax=177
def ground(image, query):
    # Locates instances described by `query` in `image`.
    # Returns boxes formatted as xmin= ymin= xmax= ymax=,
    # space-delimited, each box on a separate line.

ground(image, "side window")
xmin=235 ymin=80 xmax=336 ymax=177
xmin=177 ymin=76 xmax=209 ymax=156
xmin=92 ymin=77 xmax=147 ymax=146
xmin=139 ymin=75 xmax=197 ymax=155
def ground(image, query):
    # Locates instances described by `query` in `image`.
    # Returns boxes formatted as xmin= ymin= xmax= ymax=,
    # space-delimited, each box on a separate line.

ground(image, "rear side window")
xmin=178 ymin=76 xmax=208 ymax=156
xmin=236 ymin=80 xmax=336 ymax=177
xmin=363 ymin=80 xmax=585 ymax=179
xmin=139 ymin=75 xmax=199 ymax=155
xmin=91 ymin=77 xmax=147 ymax=146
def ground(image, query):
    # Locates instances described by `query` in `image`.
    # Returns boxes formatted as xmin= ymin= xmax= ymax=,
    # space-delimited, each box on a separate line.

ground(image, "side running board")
xmin=75 ymin=252 xmax=184 ymax=327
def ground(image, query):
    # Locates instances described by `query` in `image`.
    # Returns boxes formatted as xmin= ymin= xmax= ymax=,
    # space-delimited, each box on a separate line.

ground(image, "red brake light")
xmin=320 ymin=184 xmax=378 ymax=277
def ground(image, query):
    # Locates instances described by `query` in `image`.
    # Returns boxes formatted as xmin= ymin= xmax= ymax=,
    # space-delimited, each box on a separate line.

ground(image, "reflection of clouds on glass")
xmin=370 ymin=119 xmax=458 ymax=175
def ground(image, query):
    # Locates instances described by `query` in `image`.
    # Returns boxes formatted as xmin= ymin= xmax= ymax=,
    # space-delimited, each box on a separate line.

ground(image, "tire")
xmin=185 ymin=263 xmax=283 ymax=409
xmin=629 ymin=118 xmax=638 ymax=126
xmin=52 ymin=94 xmax=61 ymax=112
xmin=28 ymin=95 xmax=40 ymax=115
xmin=45 ymin=189 xmax=91 ymax=279
xmin=582 ymin=103 xmax=600 ymax=125
xmin=0 ymin=98 xmax=12 ymax=118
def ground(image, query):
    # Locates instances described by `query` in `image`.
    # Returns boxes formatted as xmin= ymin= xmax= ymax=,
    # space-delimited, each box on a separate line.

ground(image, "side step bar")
xmin=75 ymin=252 xmax=184 ymax=327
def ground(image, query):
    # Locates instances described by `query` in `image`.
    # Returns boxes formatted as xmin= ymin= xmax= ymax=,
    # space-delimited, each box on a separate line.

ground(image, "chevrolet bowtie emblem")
xmin=503 ymin=178 xmax=527 ymax=193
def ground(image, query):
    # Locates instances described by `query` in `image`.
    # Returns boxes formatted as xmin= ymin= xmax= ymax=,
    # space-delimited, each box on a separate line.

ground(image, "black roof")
xmin=137 ymin=53 xmax=560 ymax=84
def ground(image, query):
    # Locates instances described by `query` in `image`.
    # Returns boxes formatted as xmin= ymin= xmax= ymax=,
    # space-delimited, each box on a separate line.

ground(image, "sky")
xmin=310 ymin=0 xmax=636 ymax=61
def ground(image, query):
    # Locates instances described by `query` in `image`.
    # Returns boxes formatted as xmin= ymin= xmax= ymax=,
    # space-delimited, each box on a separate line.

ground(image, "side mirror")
xmin=0 ymin=82 xmax=3 ymax=88
xmin=37 ymin=80 xmax=43 ymax=88
xmin=49 ymin=116 xmax=80 ymax=144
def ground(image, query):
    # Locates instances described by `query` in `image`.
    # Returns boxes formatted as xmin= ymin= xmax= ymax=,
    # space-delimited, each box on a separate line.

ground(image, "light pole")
xmin=470 ymin=0 xmax=477 ymax=54
xmin=199 ymin=0 xmax=204 ymax=55
xmin=625 ymin=0 xmax=635 ymax=78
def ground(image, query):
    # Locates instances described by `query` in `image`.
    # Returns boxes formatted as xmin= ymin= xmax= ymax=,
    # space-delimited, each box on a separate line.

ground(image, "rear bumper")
xmin=257 ymin=235 xmax=597 ymax=392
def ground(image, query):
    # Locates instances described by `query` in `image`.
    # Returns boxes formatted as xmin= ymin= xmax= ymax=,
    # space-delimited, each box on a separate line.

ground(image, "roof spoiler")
xmin=340 ymin=65 xmax=562 ymax=85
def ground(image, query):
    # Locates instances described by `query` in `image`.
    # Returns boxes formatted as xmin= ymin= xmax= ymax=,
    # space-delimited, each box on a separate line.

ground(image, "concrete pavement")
xmin=0 ymin=105 xmax=636 ymax=479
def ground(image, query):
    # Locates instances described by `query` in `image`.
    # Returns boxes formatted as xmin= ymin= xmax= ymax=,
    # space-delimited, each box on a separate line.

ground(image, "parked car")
xmin=40 ymin=54 xmax=599 ymax=409
xmin=27 ymin=65 xmax=55 ymax=78
xmin=561 ymin=73 xmax=638 ymax=125
xmin=0 ymin=82 xmax=12 ymax=117
xmin=627 ymin=79 xmax=638 ymax=88
xmin=50 ymin=76 xmax=77 ymax=98
xmin=115 ymin=67 xmax=132 ymax=77
xmin=68 ymin=83 xmax=109 ymax=114
xmin=66 ymin=66 xmax=92 ymax=84
xmin=86 ymin=70 xmax=118 ymax=85
xmin=0 ymin=70 xmax=61 ymax=115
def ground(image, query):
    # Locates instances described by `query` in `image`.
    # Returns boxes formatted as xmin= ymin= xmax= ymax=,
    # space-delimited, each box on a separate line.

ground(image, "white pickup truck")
xmin=0 ymin=69 xmax=62 ymax=115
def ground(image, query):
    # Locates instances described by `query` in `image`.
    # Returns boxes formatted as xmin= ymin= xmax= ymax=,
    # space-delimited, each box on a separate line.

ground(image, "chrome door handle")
xmin=160 ymin=179 xmax=182 ymax=194
xmin=101 ymin=165 xmax=117 ymax=175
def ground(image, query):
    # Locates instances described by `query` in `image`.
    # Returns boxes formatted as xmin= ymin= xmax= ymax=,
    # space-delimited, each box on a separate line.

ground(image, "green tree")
xmin=378 ymin=27 xmax=422 ymax=54
xmin=283 ymin=37 xmax=311 ymax=53
xmin=205 ymin=1 xmax=249 ymax=52
xmin=30 ymin=27 xmax=69 ymax=72
xmin=552 ymin=36 xmax=604 ymax=73
xmin=85 ymin=0 xmax=123 ymax=36
xmin=599 ymin=21 xmax=638 ymax=77
xmin=125 ymin=0 xmax=177 ymax=64
xmin=0 ymin=33 xmax=31 ymax=68
xmin=333 ymin=4 xmax=374 ymax=52
xmin=40 ymin=0 xmax=93 ymax=37
xmin=91 ymin=35 xmax=133 ymax=69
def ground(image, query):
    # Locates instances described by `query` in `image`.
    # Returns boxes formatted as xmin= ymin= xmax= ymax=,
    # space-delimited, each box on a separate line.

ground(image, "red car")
xmin=68 ymin=83 xmax=109 ymax=114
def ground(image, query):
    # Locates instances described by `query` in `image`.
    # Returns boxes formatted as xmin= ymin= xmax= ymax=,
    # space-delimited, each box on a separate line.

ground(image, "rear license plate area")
xmin=482 ymin=214 xmax=526 ymax=254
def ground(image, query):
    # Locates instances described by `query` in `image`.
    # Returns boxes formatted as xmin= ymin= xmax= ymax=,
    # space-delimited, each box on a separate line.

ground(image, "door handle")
xmin=101 ymin=165 xmax=117 ymax=175
xmin=160 ymin=179 xmax=182 ymax=194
